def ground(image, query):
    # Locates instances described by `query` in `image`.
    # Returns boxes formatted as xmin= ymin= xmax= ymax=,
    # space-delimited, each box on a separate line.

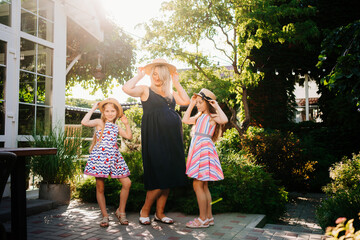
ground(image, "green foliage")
xmin=213 ymin=147 xmax=288 ymax=222
xmin=66 ymin=18 xmax=136 ymax=95
xmin=241 ymin=126 xmax=316 ymax=190
xmin=316 ymin=187 xmax=360 ymax=231
xmin=120 ymin=105 xmax=143 ymax=151
xmin=317 ymin=20 xmax=360 ymax=106
xmin=29 ymin=126 xmax=83 ymax=184
xmin=322 ymin=153 xmax=360 ymax=196
xmin=65 ymin=98 xmax=96 ymax=108
xmin=316 ymin=153 xmax=360 ymax=231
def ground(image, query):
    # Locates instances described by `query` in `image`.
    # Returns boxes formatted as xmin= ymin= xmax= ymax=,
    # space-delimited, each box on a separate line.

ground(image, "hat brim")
xmin=194 ymin=93 xmax=213 ymax=101
xmin=98 ymin=99 xmax=123 ymax=119
xmin=143 ymin=62 xmax=177 ymax=75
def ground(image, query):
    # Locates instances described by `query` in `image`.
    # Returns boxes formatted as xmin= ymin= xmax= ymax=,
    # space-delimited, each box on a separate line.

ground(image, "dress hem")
xmin=84 ymin=172 xmax=131 ymax=179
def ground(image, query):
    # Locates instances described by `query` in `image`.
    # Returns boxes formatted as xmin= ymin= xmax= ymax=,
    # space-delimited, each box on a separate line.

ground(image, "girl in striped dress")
xmin=182 ymin=89 xmax=228 ymax=228
xmin=81 ymin=98 xmax=132 ymax=228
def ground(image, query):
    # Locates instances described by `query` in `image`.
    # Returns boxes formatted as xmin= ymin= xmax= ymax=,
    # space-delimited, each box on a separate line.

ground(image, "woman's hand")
xmin=171 ymin=72 xmax=180 ymax=85
xmin=137 ymin=67 xmax=146 ymax=79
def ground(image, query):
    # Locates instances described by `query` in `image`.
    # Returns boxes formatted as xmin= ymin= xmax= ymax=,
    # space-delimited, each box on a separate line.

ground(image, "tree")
xmin=66 ymin=18 xmax=136 ymax=96
xmin=141 ymin=0 xmax=318 ymax=135
xmin=317 ymin=20 xmax=360 ymax=107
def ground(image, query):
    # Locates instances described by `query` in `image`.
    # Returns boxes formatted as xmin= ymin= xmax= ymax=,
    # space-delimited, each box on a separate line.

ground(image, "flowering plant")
xmin=326 ymin=214 xmax=360 ymax=239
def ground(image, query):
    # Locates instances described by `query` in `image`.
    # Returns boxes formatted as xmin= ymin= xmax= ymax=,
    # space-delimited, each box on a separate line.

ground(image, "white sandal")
xmin=207 ymin=217 xmax=214 ymax=226
xmin=100 ymin=216 xmax=109 ymax=228
xmin=139 ymin=210 xmax=150 ymax=225
xmin=154 ymin=213 xmax=174 ymax=224
xmin=186 ymin=217 xmax=209 ymax=228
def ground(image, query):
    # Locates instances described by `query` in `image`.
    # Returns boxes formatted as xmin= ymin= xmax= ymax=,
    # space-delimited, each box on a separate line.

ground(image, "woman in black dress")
xmin=122 ymin=59 xmax=190 ymax=224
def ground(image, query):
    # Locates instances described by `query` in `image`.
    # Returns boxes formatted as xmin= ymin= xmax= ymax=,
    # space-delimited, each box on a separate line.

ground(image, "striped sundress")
xmin=84 ymin=122 xmax=130 ymax=179
xmin=185 ymin=114 xmax=224 ymax=181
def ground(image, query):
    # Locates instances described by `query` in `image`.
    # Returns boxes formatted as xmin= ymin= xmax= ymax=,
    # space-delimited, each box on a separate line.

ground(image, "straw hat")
xmin=143 ymin=58 xmax=177 ymax=75
xmin=98 ymin=98 xmax=123 ymax=119
xmin=194 ymin=88 xmax=217 ymax=101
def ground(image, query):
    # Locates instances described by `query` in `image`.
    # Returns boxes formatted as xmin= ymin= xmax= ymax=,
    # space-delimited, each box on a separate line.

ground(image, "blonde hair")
xmin=89 ymin=103 xmax=120 ymax=153
xmin=150 ymin=65 xmax=172 ymax=99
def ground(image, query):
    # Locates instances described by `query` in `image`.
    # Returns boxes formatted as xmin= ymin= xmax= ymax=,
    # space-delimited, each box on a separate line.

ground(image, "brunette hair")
xmin=205 ymin=101 xmax=223 ymax=142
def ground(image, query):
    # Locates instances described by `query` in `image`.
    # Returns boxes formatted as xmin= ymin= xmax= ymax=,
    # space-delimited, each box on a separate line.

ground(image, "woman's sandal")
xmin=186 ymin=217 xmax=209 ymax=228
xmin=115 ymin=209 xmax=129 ymax=225
xmin=207 ymin=217 xmax=214 ymax=226
xmin=100 ymin=216 xmax=109 ymax=228
xmin=154 ymin=213 xmax=174 ymax=224
xmin=139 ymin=210 xmax=151 ymax=225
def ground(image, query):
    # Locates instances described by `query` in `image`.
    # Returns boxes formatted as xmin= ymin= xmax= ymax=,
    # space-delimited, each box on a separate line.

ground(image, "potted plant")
xmin=30 ymin=125 xmax=83 ymax=205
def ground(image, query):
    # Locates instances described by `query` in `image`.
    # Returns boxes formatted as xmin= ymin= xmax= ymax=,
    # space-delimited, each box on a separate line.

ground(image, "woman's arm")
xmin=209 ymin=100 xmax=228 ymax=125
xmin=118 ymin=115 xmax=132 ymax=140
xmin=122 ymin=67 xmax=147 ymax=100
xmin=182 ymin=95 xmax=201 ymax=125
xmin=172 ymin=72 xmax=190 ymax=106
xmin=81 ymin=102 xmax=102 ymax=128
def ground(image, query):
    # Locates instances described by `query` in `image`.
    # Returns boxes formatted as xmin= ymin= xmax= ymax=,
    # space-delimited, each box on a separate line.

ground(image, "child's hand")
xmin=120 ymin=115 xmax=129 ymax=125
xmin=209 ymin=99 xmax=220 ymax=109
xmin=91 ymin=102 xmax=99 ymax=111
xmin=190 ymin=95 xmax=197 ymax=104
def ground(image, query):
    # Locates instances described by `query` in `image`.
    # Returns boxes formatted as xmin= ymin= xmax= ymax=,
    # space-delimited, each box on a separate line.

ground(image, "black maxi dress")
xmin=141 ymin=88 xmax=187 ymax=190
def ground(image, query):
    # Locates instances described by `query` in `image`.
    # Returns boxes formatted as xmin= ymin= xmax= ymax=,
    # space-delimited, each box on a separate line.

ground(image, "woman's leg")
xmin=117 ymin=177 xmax=131 ymax=213
xmin=155 ymin=189 xmax=170 ymax=219
xmin=141 ymin=189 xmax=162 ymax=217
xmin=193 ymin=179 xmax=207 ymax=222
xmin=204 ymin=181 xmax=213 ymax=220
xmin=96 ymin=178 xmax=108 ymax=217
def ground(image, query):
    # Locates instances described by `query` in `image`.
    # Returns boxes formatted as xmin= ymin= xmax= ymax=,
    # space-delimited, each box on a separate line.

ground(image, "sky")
xmin=68 ymin=0 xmax=167 ymax=103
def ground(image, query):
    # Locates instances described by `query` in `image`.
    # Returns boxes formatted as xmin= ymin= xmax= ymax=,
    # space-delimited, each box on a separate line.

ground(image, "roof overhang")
xmin=63 ymin=0 xmax=104 ymax=42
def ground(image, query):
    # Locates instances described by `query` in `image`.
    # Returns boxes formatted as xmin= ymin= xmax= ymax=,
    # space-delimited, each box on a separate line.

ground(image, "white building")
xmin=0 ymin=0 xmax=104 ymax=197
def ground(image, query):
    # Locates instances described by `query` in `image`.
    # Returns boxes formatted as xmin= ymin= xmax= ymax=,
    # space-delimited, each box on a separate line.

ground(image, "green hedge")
xmin=316 ymin=152 xmax=360 ymax=230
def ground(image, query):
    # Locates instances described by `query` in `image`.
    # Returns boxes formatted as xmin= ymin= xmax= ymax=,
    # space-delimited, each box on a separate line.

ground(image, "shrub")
xmin=241 ymin=126 xmax=316 ymax=191
xmin=211 ymin=148 xmax=288 ymax=222
xmin=316 ymin=152 xmax=360 ymax=230
xmin=322 ymin=153 xmax=360 ymax=195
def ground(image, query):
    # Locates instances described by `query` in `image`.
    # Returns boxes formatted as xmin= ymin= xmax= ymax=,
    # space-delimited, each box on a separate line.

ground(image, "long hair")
xmin=150 ymin=65 xmax=172 ymax=99
xmin=206 ymin=101 xmax=223 ymax=142
xmin=89 ymin=103 xmax=120 ymax=153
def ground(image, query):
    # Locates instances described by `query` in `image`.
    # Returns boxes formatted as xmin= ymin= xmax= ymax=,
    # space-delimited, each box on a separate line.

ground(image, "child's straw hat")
xmin=194 ymin=88 xmax=217 ymax=101
xmin=98 ymin=98 xmax=123 ymax=119
xmin=143 ymin=58 xmax=177 ymax=75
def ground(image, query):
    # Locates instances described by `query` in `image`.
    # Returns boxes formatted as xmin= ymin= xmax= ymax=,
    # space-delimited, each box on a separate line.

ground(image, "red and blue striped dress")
xmin=186 ymin=114 xmax=224 ymax=181
xmin=84 ymin=122 xmax=130 ymax=178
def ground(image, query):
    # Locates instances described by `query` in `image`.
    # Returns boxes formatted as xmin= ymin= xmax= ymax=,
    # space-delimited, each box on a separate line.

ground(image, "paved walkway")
xmin=0 ymin=192 xmax=326 ymax=240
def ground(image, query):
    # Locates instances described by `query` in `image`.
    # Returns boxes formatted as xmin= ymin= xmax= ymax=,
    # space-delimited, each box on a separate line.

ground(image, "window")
xmin=19 ymin=38 xmax=53 ymax=135
xmin=0 ymin=0 xmax=11 ymax=27
xmin=21 ymin=0 xmax=54 ymax=42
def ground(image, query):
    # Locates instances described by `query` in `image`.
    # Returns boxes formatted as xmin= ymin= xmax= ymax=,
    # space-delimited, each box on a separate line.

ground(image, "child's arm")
xmin=122 ymin=67 xmax=148 ymax=100
xmin=182 ymin=95 xmax=201 ymax=124
xmin=209 ymin=100 xmax=228 ymax=125
xmin=81 ymin=102 xmax=102 ymax=128
xmin=118 ymin=115 xmax=132 ymax=140
xmin=172 ymin=72 xmax=190 ymax=106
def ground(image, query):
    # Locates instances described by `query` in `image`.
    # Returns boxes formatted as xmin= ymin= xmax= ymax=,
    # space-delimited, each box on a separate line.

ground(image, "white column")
xmin=304 ymin=74 xmax=309 ymax=121
xmin=52 ymin=2 xmax=67 ymax=128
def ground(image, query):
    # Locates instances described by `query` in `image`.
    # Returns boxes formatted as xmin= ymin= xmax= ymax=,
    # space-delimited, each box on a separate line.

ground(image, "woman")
xmin=122 ymin=58 xmax=190 ymax=225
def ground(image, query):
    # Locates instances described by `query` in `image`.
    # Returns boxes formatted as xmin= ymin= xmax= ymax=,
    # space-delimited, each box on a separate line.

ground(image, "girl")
xmin=182 ymin=88 xmax=228 ymax=228
xmin=81 ymin=98 xmax=132 ymax=228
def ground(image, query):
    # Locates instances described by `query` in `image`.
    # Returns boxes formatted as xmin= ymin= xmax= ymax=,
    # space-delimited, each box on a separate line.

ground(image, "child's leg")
xmin=117 ymin=177 xmax=131 ymax=213
xmin=96 ymin=178 xmax=108 ymax=217
xmin=204 ymin=181 xmax=213 ymax=220
xmin=193 ymin=179 xmax=207 ymax=221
